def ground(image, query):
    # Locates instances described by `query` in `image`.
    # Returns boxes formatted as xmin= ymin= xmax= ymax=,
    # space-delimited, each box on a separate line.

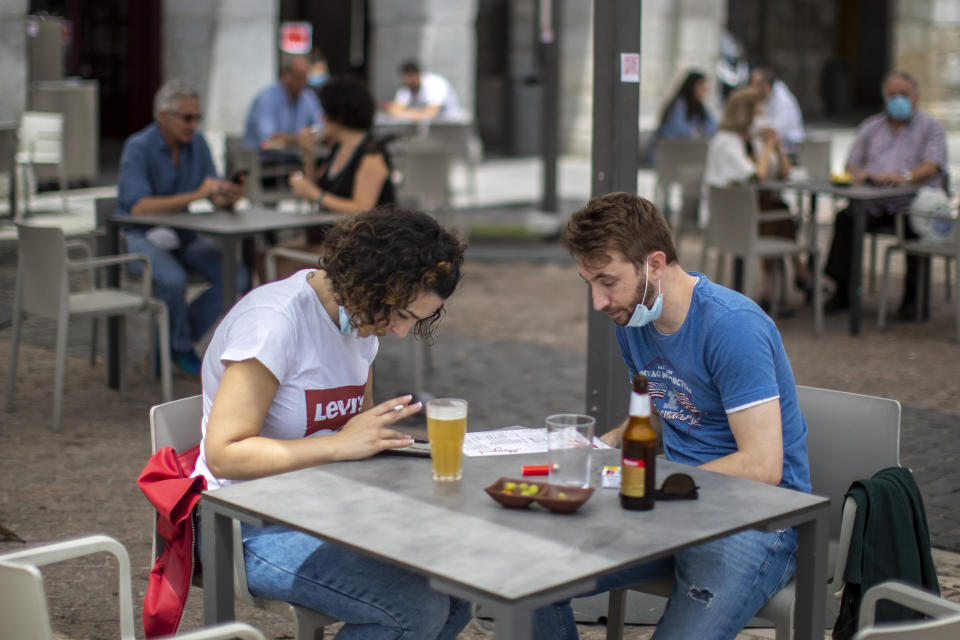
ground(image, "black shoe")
xmin=824 ymin=292 xmax=850 ymax=314
xmin=897 ymin=301 xmax=918 ymax=321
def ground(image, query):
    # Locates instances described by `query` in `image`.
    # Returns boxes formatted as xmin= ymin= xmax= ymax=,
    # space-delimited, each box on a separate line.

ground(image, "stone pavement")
xmin=2 ymin=150 xmax=959 ymax=638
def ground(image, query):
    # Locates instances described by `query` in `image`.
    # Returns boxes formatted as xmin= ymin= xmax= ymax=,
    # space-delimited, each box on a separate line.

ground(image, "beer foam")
xmin=427 ymin=403 xmax=467 ymax=420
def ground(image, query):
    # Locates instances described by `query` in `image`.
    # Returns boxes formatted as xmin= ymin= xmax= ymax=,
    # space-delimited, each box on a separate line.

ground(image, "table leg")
xmin=792 ymin=505 xmax=829 ymax=640
xmin=849 ymin=201 xmax=865 ymax=335
xmin=106 ymin=223 xmax=121 ymax=389
xmin=201 ymin=501 xmax=236 ymax=624
xmin=220 ymin=237 xmax=238 ymax=315
xmin=491 ymin=605 xmax=533 ymax=640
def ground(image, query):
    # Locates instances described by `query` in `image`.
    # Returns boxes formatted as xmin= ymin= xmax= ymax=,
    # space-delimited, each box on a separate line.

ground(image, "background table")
xmin=104 ymin=208 xmax=341 ymax=387
xmin=201 ymin=449 xmax=829 ymax=639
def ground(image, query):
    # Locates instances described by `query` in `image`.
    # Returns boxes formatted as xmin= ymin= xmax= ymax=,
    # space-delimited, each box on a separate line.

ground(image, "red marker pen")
xmin=521 ymin=464 xmax=551 ymax=476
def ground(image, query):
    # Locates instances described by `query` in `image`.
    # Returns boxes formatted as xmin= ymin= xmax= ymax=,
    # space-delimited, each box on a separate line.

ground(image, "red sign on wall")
xmin=280 ymin=22 xmax=312 ymax=54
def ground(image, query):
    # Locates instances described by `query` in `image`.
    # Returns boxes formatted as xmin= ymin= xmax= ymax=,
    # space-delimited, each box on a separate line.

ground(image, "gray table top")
xmin=110 ymin=208 xmax=342 ymax=236
xmin=762 ymin=180 xmax=917 ymax=200
xmin=204 ymin=448 xmax=828 ymax=606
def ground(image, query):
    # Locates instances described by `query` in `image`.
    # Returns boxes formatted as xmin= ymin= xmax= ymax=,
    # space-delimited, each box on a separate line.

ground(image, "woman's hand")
xmin=289 ymin=172 xmax=321 ymax=201
xmin=331 ymin=394 xmax=422 ymax=461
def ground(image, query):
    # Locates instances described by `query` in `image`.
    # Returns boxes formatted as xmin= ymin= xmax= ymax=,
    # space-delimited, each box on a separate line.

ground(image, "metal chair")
xmin=851 ymin=581 xmax=960 ymax=639
xmin=0 ymin=122 xmax=17 ymax=221
xmin=225 ymin=135 xmax=298 ymax=207
xmin=797 ymin=139 xmax=832 ymax=183
xmin=877 ymin=209 xmax=959 ymax=342
xmin=150 ymin=396 xmax=338 ymax=640
xmin=423 ymin=121 xmax=483 ymax=205
xmin=701 ymin=185 xmax=824 ymax=332
xmin=0 ymin=534 xmax=266 ymax=640
xmin=652 ymin=138 xmax=709 ymax=241
xmin=15 ymin=111 xmax=68 ymax=216
xmin=5 ymin=223 xmax=172 ymax=431
xmin=393 ymin=138 xmax=459 ymax=233
xmin=605 ymin=386 xmax=902 ymax=640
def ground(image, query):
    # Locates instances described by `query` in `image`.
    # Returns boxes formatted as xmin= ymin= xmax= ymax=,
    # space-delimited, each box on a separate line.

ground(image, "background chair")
xmin=877 ymin=208 xmax=959 ymax=342
xmin=150 ymin=396 xmax=338 ymax=640
xmin=605 ymin=386 xmax=902 ymax=640
xmin=0 ymin=121 xmax=17 ymax=221
xmin=5 ymin=223 xmax=172 ymax=432
xmin=0 ymin=534 xmax=266 ymax=640
xmin=15 ymin=110 xmax=68 ymax=216
xmin=701 ymin=185 xmax=823 ymax=332
xmin=224 ymin=135 xmax=297 ymax=207
xmin=422 ymin=122 xmax=483 ymax=205
xmin=652 ymin=138 xmax=709 ymax=242
xmin=797 ymin=139 xmax=832 ymax=183
xmin=851 ymin=581 xmax=960 ymax=639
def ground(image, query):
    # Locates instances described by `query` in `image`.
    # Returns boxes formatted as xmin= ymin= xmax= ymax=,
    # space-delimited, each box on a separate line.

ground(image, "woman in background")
xmin=656 ymin=70 xmax=717 ymax=141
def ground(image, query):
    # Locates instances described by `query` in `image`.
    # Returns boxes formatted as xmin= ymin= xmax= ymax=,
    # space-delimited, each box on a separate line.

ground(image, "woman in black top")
xmin=290 ymin=76 xmax=395 ymax=214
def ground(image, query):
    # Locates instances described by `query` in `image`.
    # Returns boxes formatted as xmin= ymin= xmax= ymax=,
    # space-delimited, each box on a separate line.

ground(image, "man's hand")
xmin=331 ymin=395 xmax=420 ymax=461
xmin=195 ymin=177 xmax=224 ymax=200
xmin=209 ymin=180 xmax=243 ymax=209
xmin=872 ymin=171 xmax=907 ymax=186
xmin=600 ymin=426 xmax=624 ymax=448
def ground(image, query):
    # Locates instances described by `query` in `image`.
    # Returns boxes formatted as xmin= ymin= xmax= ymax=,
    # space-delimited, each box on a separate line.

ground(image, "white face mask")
xmin=338 ymin=305 xmax=358 ymax=337
xmin=625 ymin=260 xmax=663 ymax=328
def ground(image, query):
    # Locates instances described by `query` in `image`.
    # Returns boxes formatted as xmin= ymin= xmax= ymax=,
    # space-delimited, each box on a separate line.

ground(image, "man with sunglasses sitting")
xmin=116 ymin=78 xmax=249 ymax=374
xmin=532 ymin=192 xmax=811 ymax=640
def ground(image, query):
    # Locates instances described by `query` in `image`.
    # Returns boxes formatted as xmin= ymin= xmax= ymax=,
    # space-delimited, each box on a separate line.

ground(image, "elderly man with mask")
xmin=823 ymin=70 xmax=948 ymax=317
xmin=243 ymin=53 xmax=323 ymax=159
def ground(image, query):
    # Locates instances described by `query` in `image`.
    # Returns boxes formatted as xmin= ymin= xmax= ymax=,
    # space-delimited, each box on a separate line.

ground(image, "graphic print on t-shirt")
xmin=305 ymin=384 xmax=367 ymax=435
xmin=642 ymin=358 xmax=704 ymax=431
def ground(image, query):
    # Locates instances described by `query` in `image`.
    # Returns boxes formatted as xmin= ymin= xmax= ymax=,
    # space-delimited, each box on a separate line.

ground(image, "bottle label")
xmin=629 ymin=391 xmax=650 ymax=417
xmin=621 ymin=456 xmax=646 ymax=497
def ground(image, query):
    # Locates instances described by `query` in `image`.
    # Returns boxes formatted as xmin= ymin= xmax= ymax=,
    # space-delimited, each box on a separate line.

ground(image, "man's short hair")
xmin=153 ymin=78 xmax=199 ymax=120
xmin=882 ymin=70 xmax=918 ymax=92
xmin=561 ymin=193 xmax=678 ymax=268
xmin=400 ymin=60 xmax=421 ymax=75
xmin=280 ymin=53 xmax=308 ymax=75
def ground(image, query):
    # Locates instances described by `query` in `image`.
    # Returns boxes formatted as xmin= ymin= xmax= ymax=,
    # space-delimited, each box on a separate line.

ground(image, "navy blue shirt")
xmin=116 ymin=123 xmax=219 ymax=234
xmin=615 ymin=274 xmax=811 ymax=493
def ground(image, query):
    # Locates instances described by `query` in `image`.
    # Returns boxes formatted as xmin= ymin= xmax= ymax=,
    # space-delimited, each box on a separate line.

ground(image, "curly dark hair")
xmin=319 ymin=76 xmax=375 ymax=131
xmin=321 ymin=205 xmax=465 ymax=340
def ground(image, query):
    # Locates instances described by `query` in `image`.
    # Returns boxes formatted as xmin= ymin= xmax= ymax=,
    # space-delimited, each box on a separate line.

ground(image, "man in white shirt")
xmin=750 ymin=67 xmax=805 ymax=154
xmin=384 ymin=60 xmax=461 ymax=121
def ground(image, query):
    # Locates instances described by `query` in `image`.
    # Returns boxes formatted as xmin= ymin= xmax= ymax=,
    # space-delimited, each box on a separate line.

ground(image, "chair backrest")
xmin=797 ymin=386 xmax=901 ymax=539
xmin=395 ymin=142 xmax=452 ymax=211
xmin=18 ymin=111 xmax=63 ymax=160
xmin=0 ymin=562 xmax=54 ymax=640
xmin=798 ymin=139 xmax=832 ymax=183
xmin=0 ymin=122 xmax=17 ymax=173
xmin=654 ymin=138 xmax=709 ymax=185
xmin=14 ymin=223 xmax=68 ymax=318
xmin=705 ymin=185 xmax=758 ymax=255
xmin=150 ymin=395 xmax=204 ymax=454
xmin=424 ymin=122 xmax=482 ymax=165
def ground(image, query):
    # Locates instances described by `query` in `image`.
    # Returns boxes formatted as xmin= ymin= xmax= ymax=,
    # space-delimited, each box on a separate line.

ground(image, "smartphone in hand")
xmin=230 ymin=170 xmax=249 ymax=185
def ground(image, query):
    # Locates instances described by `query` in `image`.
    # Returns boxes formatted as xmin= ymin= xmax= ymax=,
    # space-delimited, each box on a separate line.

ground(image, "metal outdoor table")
xmin=767 ymin=180 xmax=917 ymax=335
xmin=104 ymin=207 xmax=341 ymax=388
xmin=201 ymin=448 xmax=829 ymax=639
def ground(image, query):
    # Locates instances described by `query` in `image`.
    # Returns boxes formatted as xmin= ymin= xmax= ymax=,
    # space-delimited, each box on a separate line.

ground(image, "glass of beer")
xmin=426 ymin=398 xmax=468 ymax=481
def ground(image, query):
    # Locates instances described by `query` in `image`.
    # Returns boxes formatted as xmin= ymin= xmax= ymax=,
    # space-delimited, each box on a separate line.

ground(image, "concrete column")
xmin=369 ymin=0 xmax=477 ymax=119
xmin=892 ymin=0 xmax=960 ymax=129
xmin=163 ymin=0 xmax=277 ymax=135
xmin=0 ymin=0 xmax=28 ymax=122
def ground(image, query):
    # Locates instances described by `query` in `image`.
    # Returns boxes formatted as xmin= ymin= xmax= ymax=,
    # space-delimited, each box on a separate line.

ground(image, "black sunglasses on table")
xmin=653 ymin=473 xmax=700 ymax=500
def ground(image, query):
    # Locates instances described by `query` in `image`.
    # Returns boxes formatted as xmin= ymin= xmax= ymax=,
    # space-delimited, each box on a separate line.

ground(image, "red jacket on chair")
xmin=138 ymin=444 xmax=205 ymax=638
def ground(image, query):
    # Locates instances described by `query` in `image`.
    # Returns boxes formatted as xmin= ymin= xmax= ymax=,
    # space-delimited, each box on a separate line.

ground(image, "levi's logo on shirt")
xmin=304 ymin=384 xmax=366 ymax=435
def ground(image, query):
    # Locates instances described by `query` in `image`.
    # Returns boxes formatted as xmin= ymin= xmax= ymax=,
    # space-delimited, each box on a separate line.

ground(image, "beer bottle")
xmin=620 ymin=374 xmax=657 ymax=511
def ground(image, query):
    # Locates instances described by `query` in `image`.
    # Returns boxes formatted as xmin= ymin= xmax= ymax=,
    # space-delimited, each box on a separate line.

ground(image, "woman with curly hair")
xmin=192 ymin=205 xmax=470 ymax=639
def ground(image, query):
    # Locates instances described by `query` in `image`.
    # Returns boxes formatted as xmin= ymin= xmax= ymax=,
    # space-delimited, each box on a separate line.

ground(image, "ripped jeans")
xmin=532 ymin=527 xmax=797 ymax=640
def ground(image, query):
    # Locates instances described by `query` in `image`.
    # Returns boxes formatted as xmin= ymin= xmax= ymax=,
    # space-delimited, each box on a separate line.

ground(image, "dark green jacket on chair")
xmin=832 ymin=466 xmax=940 ymax=639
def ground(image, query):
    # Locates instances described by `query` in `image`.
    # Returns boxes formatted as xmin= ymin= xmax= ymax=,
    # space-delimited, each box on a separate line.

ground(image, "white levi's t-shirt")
xmin=193 ymin=270 xmax=378 ymax=489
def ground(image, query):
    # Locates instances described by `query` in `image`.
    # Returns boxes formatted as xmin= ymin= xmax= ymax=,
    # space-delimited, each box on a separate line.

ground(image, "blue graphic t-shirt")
xmin=615 ymin=274 xmax=811 ymax=492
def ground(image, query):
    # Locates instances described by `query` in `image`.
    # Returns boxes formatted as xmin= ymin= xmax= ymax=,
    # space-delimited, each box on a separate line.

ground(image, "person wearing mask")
xmin=116 ymin=79 xmax=248 ymax=374
xmin=243 ymin=53 xmax=323 ymax=159
xmin=701 ymin=87 xmax=811 ymax=313
xmin=823 ymin=71 xmax=948 ymax=317
xmin=192 ymin=206 xmax=472 ymax=639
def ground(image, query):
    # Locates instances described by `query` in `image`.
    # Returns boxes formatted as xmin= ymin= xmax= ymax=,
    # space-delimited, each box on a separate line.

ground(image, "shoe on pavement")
xmin=172 ymin=349 xmax=202 ymax=375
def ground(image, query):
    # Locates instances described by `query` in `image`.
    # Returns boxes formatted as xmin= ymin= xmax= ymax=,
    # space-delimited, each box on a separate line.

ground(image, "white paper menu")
xmin=462 ymin=427 xmax=613 ymax=457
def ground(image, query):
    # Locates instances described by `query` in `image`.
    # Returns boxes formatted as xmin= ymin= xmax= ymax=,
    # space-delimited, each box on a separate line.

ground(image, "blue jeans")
xmin=241 ymin=524 xmax=472 ymax=640
xmin=532 ymin=527 xmax=798 ymax=640
xmin=125 ymin=231 xmax=248 ymax=353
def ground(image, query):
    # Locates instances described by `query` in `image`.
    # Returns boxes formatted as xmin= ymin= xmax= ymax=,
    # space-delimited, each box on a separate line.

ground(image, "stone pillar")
xmin=369 ymin=0 xmax=477 ymax=119
xmin=163 ymin=0 xmax=277 ymax=135
xmin=892 ymin=0 xmax=960 ymax=129
xmin=0 ymin=0 xmax=28 ymax=122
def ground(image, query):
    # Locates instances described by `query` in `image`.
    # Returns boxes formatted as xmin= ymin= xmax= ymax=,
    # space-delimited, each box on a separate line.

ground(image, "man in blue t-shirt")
xmin=116 ymin=79 xmax=248 ymax=374
xmin=533 ymin=192 xmax=811 ymax=640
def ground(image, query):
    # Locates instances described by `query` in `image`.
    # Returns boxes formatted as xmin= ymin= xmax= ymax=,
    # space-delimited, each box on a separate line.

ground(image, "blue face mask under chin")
xmin=886 ymin=94 xmax=913 ymax=121
xmin=626 ymin=261 xmax=663 ymax=328
xmin=338 ymin=305 xmax=358 ymax=337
